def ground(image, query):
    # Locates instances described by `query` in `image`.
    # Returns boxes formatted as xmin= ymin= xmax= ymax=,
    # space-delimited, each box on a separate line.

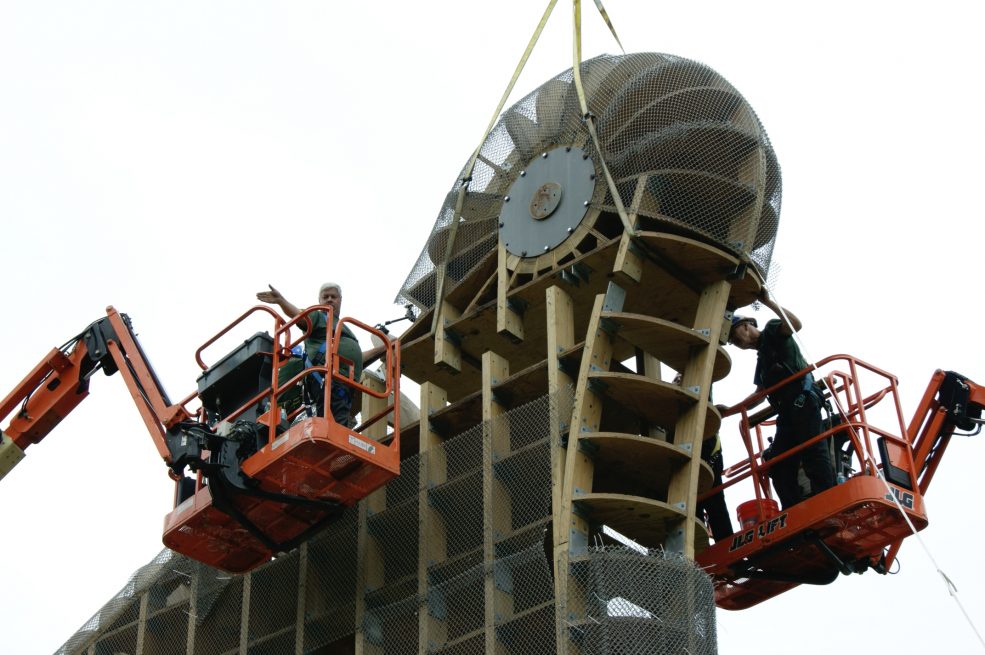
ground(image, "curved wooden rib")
xmin=583 ymin=432 xmax=713 ymax=496
xmin=574 ymin=492 xmax=710 ymax=553
xmin=633 ymin=231 xmax=762 ymax=307
xmin=601 ymin=311 xmax=731 ymax=381
xmin=587 ymin=372 xmax=721 ymax=438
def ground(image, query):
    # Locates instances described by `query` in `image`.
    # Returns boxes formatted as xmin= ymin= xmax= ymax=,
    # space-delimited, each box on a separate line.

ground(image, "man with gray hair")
xmin=257 ymin=282 xmax=363 ymax=425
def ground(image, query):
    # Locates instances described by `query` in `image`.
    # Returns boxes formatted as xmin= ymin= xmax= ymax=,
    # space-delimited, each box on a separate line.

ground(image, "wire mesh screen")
xmin=396 ymin=52 xmax=781 ymax=312
xmin=57 ymin=393 xmax=715 ymax=654
xmin=569 ymin=546 xmax=718 ymax=655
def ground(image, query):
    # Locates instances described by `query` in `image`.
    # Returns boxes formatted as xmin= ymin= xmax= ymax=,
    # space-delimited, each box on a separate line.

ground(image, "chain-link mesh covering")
xmin=397 ymin=52 xmax=780 ymax=313
xmin=58 ymin=392 xmax=716 ymax=654
xmin=569 ymin=546 xmax=718 ymax=655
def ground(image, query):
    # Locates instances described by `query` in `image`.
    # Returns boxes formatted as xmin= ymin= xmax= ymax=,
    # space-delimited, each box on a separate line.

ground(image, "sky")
xmin=1 ymin=1 xmax=983 ymax=653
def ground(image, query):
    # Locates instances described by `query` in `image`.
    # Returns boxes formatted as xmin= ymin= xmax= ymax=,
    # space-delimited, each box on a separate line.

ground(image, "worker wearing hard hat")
xmin=729 ymin=289 xmax=834 ymax=510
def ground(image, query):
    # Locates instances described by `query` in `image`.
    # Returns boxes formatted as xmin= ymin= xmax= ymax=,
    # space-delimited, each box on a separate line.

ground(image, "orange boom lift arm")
xmin=695 ymin=356 xmax=983 ymax=610
xmin=0 ymin=305 xmax=401 ymax=573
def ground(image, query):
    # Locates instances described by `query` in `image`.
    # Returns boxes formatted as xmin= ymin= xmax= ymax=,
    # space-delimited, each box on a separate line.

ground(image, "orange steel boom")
xmin=0 ymin=305 xmax=401 ymax=573
xmin=695 ymin=355 xmax=982 ymax=610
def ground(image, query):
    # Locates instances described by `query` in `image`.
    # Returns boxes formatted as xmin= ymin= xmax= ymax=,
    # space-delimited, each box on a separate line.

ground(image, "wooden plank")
xmin=573 ymin=493 xmax=709 ymax=552
xmin=400 ymin=332 xmax=480 ymax=403
xmin=587 ymin=372 xmax=721 ymax=437
xmin=361 ymin=375 xmax=388 ymax=442
xmin=294 ymin=543 xmax=308 ymax=655
xmin=355 ymin=490 xmax=387 ymax=655
xmin=545 ymin=285 xmax=576 ymax=562
xmin=613 ymin=228 xmax=643 ymax=284
xmin=482 ymin=351 xmax=511 ymax=654
xmin=667 ymin=279 xmax=731 ymax=558
xmin=555 ymin=294 xmax=611 ymax=650
xmin=135 ymin=591 xmax=148 ymax=655
xmin=497 ymin=242 xmax=524 ymax=342
xmin=434 ymin=301 xmax=463 ymax=373
xmin=185 ymin=571 xmax=198 ymax=655
xmin=602 ymin=311 xmax=732 ymax=381
xmin=641 ymin=350 xmax=667 ymax=440
xmin=238 ymin=573 xmax=251 ymax=655
xmin=402 ymin=236 xmax=710 ymax=399
xmin=419 ymin=382 xmax=448 ymax=655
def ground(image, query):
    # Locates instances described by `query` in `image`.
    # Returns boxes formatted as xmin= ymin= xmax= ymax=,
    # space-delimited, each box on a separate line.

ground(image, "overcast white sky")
xmin=1 ymin=2 xmax=983 ymax=653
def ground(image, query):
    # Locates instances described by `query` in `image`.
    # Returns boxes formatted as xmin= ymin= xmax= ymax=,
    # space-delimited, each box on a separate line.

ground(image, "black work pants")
xmin=768 ymin=392 xmax=834 ymax=509
xmin=307 ymin=378 xmax=355 ymax=427
xmin=698 ymin=449 xmax=733 ymax=541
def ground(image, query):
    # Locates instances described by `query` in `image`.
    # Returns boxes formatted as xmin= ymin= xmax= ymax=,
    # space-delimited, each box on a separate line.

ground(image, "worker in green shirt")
xmin=729 ymin=289 xmax=833 ymax=510
xmin=257 ymin=282 xmax=380 ymax=426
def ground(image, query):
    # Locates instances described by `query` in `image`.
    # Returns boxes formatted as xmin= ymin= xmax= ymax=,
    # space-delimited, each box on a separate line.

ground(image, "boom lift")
xmin=0 ymin=305 xmax=401 ymax=573
xmin=696 ymin=355 xmax=983 ymax=609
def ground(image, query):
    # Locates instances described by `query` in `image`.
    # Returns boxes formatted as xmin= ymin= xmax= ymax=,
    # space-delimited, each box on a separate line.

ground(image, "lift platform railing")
xmin=701 ymin=354 xmax=916 ymax=514
xmin=193 ymin=304 xmax=400 ymax=449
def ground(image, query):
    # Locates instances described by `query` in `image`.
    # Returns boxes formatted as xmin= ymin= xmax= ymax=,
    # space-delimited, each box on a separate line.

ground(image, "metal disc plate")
xmin=500 ymin=146 xmax=596 ymax=257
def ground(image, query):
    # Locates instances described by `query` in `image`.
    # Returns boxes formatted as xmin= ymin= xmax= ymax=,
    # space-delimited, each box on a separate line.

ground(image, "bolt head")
xmin=541 ymin=152 xmax=548 ymax=158
xmin=521 ymin=250 xmax=527 ymax=257
xmin=504 ymin=195 xmax=510 ymax=202
xmin=590 ymin=173 xmax=596 ymax=180
xmin=583 ymin=200 xmax=590 ymax=207
xmin=543 ymin=245 xmax=549 ymax=252
xmin=567 ymin=227 xmax=574 ymax=233
xmin=520 ymin=170 xmax=526 ymax=177
xmin=499 ymin=221 xmax=504 ymax=228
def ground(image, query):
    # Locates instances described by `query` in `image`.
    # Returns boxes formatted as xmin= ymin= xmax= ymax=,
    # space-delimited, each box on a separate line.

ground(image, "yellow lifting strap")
xmin=431 ymin=0 xmax=560 ymax=334
xmin=572 ymin=0 xmax=634 ymax=235
xmin=431 ymin=0 xmax=629 ymax=333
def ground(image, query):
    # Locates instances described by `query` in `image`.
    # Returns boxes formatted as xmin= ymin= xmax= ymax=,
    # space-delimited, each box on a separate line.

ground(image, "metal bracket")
xmin=577 ymin=438 xmax=600 ymax=458
xmin=727 ymin=261 xmax=748 ymax=281
xmin=506 ymin=296 xmax=528 ymax=316
xmin=686 ymin=384 xmax=700 ymax=395
xmin=559 ymin=268 xmax=578 ymax=287
xmin=569 ymin=525 xmax=589 ymax=555
xmin=587 ymin=376 xmax=609 ymax=396
xmin=599 ymin=316 xmax=621 ymax=337
xmin=571 ymin=262 xmax=592 ymax=284
xmin=493 ymin=564 xmax=514 ymax=594
xmin=557 ymin=357 xmax=579 ymax=379
xmin=695 ymin=328 xmax=711 ymax=338
xmin=664 ymin=525 xmax=685 ymax=555
xmin=602 ymin=281 xmax=626 ymax=313
xmin=428 ymin=588 xmax=448 ymax=620
xmin=442 ymin=328 xmax=462 ymax=347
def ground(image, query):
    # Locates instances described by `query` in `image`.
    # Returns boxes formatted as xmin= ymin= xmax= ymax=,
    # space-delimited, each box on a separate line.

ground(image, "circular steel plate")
xmin=500 ymin=146 xmax=596 ymax=257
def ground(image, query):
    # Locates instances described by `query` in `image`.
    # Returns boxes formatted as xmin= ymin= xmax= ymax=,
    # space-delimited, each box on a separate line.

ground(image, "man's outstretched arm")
xmin=256 ymin=284 xmax=301 ymax=318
